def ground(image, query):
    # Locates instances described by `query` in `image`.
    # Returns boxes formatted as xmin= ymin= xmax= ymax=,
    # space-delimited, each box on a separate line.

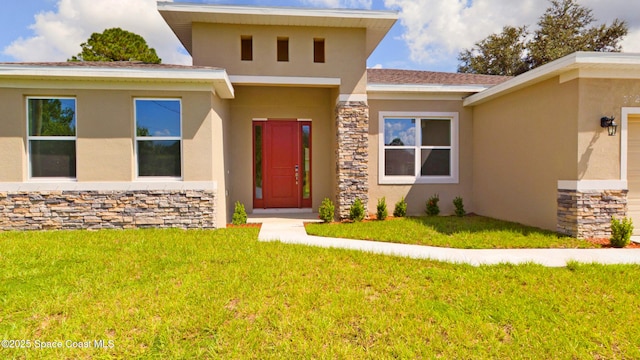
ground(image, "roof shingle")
xmin=367 ymin=68 xmax=510 ymax=86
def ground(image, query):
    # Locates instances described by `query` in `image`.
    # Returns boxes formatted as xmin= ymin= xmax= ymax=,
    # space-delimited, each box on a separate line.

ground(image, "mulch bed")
xmin=584 ymin=238 xmax=640 ymax=248
xmin=227 ymin=223 xmax=262 ymax=229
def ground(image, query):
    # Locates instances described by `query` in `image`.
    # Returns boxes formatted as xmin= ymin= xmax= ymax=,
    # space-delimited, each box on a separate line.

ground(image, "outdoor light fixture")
xmin=601 ymin=116 xmax=617 ymax=136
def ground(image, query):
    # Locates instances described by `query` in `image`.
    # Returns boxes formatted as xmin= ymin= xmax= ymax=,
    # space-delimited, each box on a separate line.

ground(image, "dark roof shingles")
xmin=367 ymin=68 xmax=510 ymax=86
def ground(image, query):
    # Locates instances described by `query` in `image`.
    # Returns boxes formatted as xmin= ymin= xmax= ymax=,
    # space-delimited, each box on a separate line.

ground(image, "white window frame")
xmin=379 ymin=111 xmax=459 ymax=185
xmin=134 ymin=98 xmax=183 ymax=180
xmin=26 ymin=96 xmax=77 ymax=181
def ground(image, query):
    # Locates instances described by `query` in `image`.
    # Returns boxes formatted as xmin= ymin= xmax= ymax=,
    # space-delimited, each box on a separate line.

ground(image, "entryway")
xmin=253 ymin=119 xmax=311 ymax=209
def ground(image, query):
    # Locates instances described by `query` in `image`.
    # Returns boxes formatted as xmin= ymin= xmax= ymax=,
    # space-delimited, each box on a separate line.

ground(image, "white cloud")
xmin=301 ymin=0 xmax=372 ymax=9
xmin=3 ymin=0 xmax=190 ymax=64
xmin=383 ymin=0 xmax=640 ymax=70
xmin=153 ymin=128 xmax=172 ymax=137
xmin=383 ymin=0 xmax=539 ymax=68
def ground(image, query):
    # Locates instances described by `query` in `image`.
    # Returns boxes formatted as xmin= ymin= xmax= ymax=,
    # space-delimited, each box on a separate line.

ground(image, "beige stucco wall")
xmin=211 ymin=92 xmax=231 ymax=227
xmin=192 ymin=23 xmax=367 ymax=94
xmin=228 ymin=86 xmax=334 ymax=213
xmin=0 ymin=88 xmax=28 ymax=181
xmin=471 ymin=77 xmax=579 ymax=231
xmin=0 ymin=87 xmax=221 ymax=182
xmin=368 ymin=99 xmax=474 ymax=216
xmin=577 ymin=78 xmax=640 ymax=180
xmin=0 ymin=84 xmax=230 ymax=227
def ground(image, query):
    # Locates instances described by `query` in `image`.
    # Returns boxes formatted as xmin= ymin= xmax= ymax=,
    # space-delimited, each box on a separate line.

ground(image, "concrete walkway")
xmin=249 ymin=214 xmax=640 ymax=267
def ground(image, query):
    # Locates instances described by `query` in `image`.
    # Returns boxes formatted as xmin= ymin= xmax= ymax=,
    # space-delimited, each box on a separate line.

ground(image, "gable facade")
xmin=0 ymin=4 xmax=638 ymax=238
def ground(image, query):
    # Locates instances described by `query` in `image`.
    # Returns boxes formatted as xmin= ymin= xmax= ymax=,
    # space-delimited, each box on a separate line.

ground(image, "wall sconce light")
xmin=600 ymin=116 xmax=617 ymax=136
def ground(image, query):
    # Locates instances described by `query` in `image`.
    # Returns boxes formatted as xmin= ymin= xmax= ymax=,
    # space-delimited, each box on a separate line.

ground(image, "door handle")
xmin=295 ymin=165 xmax=299 ymax=185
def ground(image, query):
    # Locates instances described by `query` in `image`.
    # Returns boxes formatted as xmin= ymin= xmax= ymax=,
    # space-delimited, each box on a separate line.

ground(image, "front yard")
xmin=305 ymin=215 xmax=600 ymax=249
xmin=1 ymin=228 xmax=639 ymax=358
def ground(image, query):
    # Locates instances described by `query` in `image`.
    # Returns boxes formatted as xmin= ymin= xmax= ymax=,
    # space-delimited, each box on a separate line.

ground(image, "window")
xmin=27 ymin=97 xmax=77 ymax=178
xmin=135 ymin=99 xmax=182 ymax=178
xmin=379 ymin=112 xmax=458 ymax=184
xmin=314 ymin=38 xmax=325 ymax=63
xmin=277 ymin=37 xmax=289 ymax=62
xmin=241 ymin=35 xmax=253 ymax=61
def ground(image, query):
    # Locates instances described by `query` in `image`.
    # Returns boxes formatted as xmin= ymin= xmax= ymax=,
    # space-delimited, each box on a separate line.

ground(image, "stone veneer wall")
xmin=557 ymin=189 xmax=627 ymax=238
xmin=0 ymin=190 xmax=216 ymax=231
xmin=335 ymin=101 xmax=369 ymax=219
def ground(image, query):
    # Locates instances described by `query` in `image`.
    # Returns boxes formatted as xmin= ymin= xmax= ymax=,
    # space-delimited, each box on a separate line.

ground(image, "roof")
xmin=0 ymin=61 xmax=222 ymax=71
xmin=367 ymin=68 xmax=510 ymax=97
xmin=0 ymin=62 xmax=234 ymax=99
xmin=464 ymin=52 xmax=640 ymax=106
xmin=367 ymin=68 xmax=510 ymax=86
xmin=157 ymin=2 xmax=398 ymax=58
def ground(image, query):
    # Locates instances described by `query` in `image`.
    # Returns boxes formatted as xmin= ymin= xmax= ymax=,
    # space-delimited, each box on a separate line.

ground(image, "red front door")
xmin=265 ymin=121 xmax=299 ymax=208
xmin=253 ymin=120 xmax=312 ymax=209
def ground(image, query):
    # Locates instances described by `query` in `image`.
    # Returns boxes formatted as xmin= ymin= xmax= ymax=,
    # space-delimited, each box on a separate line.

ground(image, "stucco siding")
xmin=0 ymin=89 xmax=27 ymax=182
xmin=472 ymin=77 xmax=579 ymax=231
xmin=228 ymin=86 xmax=334 ymax=213
xmin=577 ymin=78 xmax=640 ymax=180
xmin=368 ymin=99 xmax=473 ymax=216
xmin=192 ymin=23 xmax=367 ymax=94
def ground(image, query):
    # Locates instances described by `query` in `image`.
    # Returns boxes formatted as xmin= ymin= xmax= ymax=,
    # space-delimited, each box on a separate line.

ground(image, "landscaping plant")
xmin=393 ymin=197 xmax=407 ymax=217
xmin=232 ymin=201 xmax=248 ymax=225
xmin=610 ymin=216 xmax=634 ymax=248
xmin=426 ymin=194 xmax=440 ymax=216
xmin=453 ymin=196 xmax=465 ymax=217
xmin=349 ymin=198 xmax=365 ymax=222
xmin=319 ymin=197 xmax=335 ymax=223
xmin=376 ymin=197 xmax=388 ymax=220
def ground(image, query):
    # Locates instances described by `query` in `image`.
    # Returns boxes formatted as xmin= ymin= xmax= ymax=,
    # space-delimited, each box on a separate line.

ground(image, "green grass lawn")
xmin=305 ymin=216 xmax=600 ymax=249
xmin=2 ymin=228 xmax=639 ymax=359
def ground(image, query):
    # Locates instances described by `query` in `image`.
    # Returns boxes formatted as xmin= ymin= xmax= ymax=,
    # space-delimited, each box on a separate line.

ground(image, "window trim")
xmin=378 ymin=111 xmax=459 ymax=185
xmin=26 ymin=96 xmax=77 ymax=181
xmin=134 ymin=97 xmax=183 ymax=180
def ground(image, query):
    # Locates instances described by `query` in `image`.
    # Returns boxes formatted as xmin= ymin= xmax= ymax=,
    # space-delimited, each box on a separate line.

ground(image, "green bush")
xmin=393 ymin=197 xmax=407 ymax=218
xmin=232 ymin=201 xmax=247 ymax=225
xmin=426 ymin=194 xmax=440 ymax=216
xmin=610 ymin=217 xmax=633 ymax=248
xmin=453 ymin=196 xmax=465 ymax=217
xmin=376 ymin=197 xmax=388 ymax=220
xmin=318 ymin=198 xmax=335 ymax=223
xmin=349 ymin=198 xmax=365 ymax=222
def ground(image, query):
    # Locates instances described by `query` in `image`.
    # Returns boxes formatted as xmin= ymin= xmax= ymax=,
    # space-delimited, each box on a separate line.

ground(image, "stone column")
xmin=557 ymin=189 xmax=628 ymax=238
xmin=335 ymin=100 xmax=369 ymax=219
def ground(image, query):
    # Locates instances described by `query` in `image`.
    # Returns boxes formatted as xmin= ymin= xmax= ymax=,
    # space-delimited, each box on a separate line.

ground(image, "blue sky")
xmin=2 ymin=0 xmax=639 ymax=73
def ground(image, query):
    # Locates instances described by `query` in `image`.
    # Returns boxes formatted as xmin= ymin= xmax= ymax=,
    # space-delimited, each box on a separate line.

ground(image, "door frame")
xmin=253 ymin=119 xmax=312 ymax=209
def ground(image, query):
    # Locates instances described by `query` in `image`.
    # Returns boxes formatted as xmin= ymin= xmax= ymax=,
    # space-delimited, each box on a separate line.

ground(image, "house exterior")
xmin=0 ymin=2 xmax=639 ymax=238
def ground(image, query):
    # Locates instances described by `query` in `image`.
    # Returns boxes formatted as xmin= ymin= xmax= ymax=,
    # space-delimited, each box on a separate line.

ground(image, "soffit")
xmin=158 ymin=2 xmax=398 ymax=57
xmin=0 ymin=63 xmax=235 ymax=98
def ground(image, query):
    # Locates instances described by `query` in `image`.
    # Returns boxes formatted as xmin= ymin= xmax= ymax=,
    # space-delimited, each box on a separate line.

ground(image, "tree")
xmin=458 ymin=26 xmax=529 ymax=76
xmin=527 ymin=0 xmax=627 ymax=69
xmin=69 ymin=28 xmax=161 ymax=63
xmin=457 ymin=0 xmax=628 ymax=76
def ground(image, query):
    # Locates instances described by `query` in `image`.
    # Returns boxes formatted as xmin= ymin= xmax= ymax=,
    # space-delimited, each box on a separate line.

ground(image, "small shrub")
xmin=426 ymin=194 xmax=440 ymax=216
xmin=376 ymin=197 xmax=388 ymax=220
xmin=453 ymin=196 xmax=465 ymax=217
xmin=349 ymin=198 xmax=365 ymax=222
xmin=232 ymin=201 xmax=247 ymax=225
xmin=393 ymin=197 xmax=407 ymax=218
xmin=319 ymin=198 xmax=335 ymax=223
xmin=610 ymin=216 xmax=633 ymax=248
